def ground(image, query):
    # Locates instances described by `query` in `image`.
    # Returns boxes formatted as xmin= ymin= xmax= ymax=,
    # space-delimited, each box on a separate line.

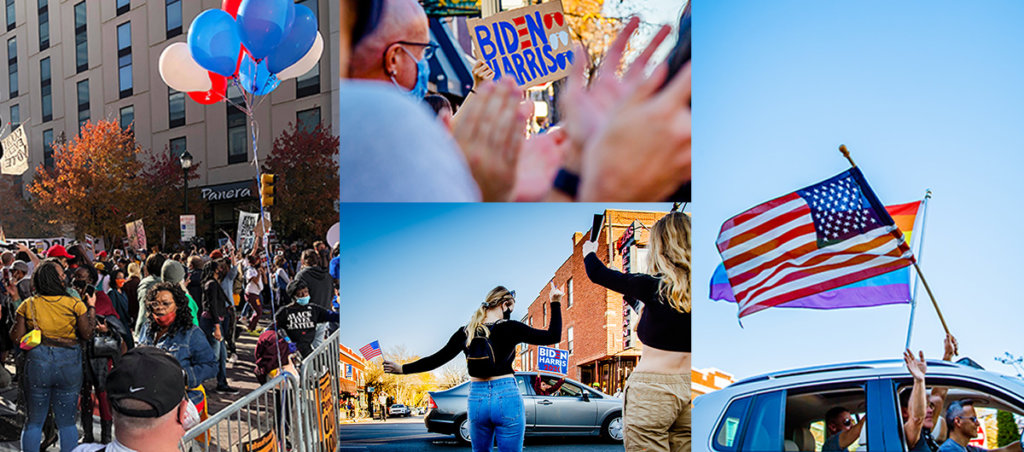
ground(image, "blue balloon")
xmin=265 ymin=5 xmax=317 ymax=74
xmin=236 ymin=0 xmax=295 ymax=60
xmin=238 ymin=55 xmax=281 ymax=95
xmin=187 ymin=9 xmax=242 ymax=77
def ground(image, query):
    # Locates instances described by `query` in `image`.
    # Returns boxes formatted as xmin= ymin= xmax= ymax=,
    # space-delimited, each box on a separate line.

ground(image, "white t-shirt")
xmin=245 ymin=266 xmax=263 ymax=295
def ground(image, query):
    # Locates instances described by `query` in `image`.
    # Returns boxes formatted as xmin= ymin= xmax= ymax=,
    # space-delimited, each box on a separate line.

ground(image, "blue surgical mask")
xmin=391 ymin=46 xmax=430 ymax=99
xmin=296 ymin=296 xmax=311 ymax=306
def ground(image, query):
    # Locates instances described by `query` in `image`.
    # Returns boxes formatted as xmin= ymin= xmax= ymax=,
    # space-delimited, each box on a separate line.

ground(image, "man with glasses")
xmin=939 ymin=400 xmax=1021 ymax=452
xmin=348 ymin=0 xmax=436 ymax=98
xmin=822 ymin=406 xmax=867 ymax=451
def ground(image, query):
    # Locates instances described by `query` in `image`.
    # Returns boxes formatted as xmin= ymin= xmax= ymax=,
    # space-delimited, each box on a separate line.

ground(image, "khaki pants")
xmin=623 ymin=371 xmax=691 ymax=452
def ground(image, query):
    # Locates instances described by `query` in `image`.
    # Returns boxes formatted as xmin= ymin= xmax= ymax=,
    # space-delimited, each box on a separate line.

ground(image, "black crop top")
xmin=584 ymin=253 xmax=690 ymax=352
xmin=402 ymin=302 xmax=561 ymax=377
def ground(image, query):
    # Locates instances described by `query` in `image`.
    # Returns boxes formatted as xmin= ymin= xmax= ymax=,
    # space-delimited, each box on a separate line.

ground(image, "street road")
xmin=340 ymin=416 xmax=623 ymax=451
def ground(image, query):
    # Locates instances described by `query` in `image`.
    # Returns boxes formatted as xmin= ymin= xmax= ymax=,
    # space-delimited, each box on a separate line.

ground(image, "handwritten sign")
xmin=468 ymin=1 xmax=574 ymax=89
xmin=237 ymin=211 xmax=259 ymax=253
xmin=0 ymin=124 xmax=28 ymax=175
xmin=537 ymin=346 xmax=568 ymax=375
xmin=7 ymin=237 xmax=73 ymax=253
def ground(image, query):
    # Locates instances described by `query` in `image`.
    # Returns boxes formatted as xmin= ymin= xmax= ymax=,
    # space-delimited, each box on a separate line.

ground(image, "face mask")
xmin=154 ymin=310 xmax=177 ymax=327
xmin=296 ymin=296 xmax=310 ymax=306
xmin=502 ymin=307 xmax=513 ymax=321
xmin=115 ymin=278 xmax=126 ymax=288
xmin=390 ymin=46 xmax=430 ymax=99
xmin=180 ymin=399 xmax=201 ymax=430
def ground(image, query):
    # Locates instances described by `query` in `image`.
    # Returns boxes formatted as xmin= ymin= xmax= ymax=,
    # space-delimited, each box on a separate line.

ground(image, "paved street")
xmin=340 ymin=416 xmax=623 ymax=451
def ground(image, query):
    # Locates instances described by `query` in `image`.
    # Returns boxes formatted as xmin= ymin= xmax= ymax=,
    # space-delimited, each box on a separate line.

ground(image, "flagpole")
xmin=837 ymin=145 xmax=950 ymax=337
xmin=904 ymin=189 xmax=932 ymax=350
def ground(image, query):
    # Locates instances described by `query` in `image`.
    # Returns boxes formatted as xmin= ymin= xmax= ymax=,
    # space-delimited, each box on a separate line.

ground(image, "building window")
xmin=74 ymin=2 xmax=87 ymax=72
xmin=168 ymin=88 xmax=184 ymax=128
xmin=296 ymin=107 xmax=320 ymax=133
xmin=40 ymin=57 xmax=51 ymax=121
xmin=77 ymin=79 xmax=89 ymax=131
xmin=5 ymin=0 xmax=13 ymax=31
xmin=567 ymin=327 xmax=574 ymax=355
xmin=227 ymin=86 xmax=247 ymax=164
xmin=119 ymin=105 xmax=134 ymax=131
xmin=37 ymin=0 xmax=48 ymax=50
xmin=542 ymin=303 xmax=546 ymax=325
xmin=169 ymin=137 xmax=186 ymax=158
xmin=117 ymin=22 xmax=132 ymax=98
xmin=7 ymin=36 xmax=15 ymax=99
xmin=116 ymin=0 xmax=129 ymax=15
xmin=567 ymin=278 xmax=573 ymax=308
xmin=42 ymin=128 xmax=53 ymax=168
xmin=296 ymin=62 xmax=320 ymax=98
xmin=165 ymin=0 xmax=181 ymax=39
xmin=9 ymin=104 xmax=18 ymax=128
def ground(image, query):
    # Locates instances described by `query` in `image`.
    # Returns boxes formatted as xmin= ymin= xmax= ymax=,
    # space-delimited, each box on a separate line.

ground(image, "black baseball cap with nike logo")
xmin=107 ymin=346 xmax=187 ymax=418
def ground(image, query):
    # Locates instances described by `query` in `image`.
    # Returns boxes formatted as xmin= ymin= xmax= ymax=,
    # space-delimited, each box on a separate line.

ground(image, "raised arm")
xmin=510 ymin=299 xmax=561 ymax=345
xmin=903 ymin=350 xmax=927 ymax=448
xmin=583 ymin=248 xmax=657 ymax=302
xmin=388 ymin=329 xmax=466 ymax=375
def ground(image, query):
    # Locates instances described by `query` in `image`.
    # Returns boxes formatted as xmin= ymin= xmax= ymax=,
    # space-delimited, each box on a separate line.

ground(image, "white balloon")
xmin=276 ymin=32 xmax=323 ymax=81
xmin=159 ymin=43 xmax=212 ymax=92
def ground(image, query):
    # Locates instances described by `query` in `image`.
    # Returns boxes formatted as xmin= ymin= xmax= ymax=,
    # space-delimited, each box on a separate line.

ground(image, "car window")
xmin=714 ymin=396 xmax=751 ymax=451
xmin=744 ymin=391 xmax=785 ymax=451
xmin=516 ymin=375 xmax=530 ymax=395
xmin=555 ymin=381 xmax=584 ymax=397
xmin=785 ymin=385 xmax=868 ymax=451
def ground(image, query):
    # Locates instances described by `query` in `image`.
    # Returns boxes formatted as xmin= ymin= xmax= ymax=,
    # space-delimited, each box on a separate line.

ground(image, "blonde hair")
xmin=647 ymin=212 xmax=691 ymax=313
xmin=127 ymin=262 xmax=142 ymax=279
xmin=465 ymin=286 xmax=514 ymax=346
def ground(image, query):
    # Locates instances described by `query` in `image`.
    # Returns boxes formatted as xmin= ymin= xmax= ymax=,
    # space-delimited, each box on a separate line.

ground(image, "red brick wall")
xmin=520 ymin=209 xmax=668 ymax=382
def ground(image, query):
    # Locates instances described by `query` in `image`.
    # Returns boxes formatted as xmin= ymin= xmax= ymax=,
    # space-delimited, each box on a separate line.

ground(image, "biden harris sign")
xmin=537 ymin=346 xmax=569 ymax=375
xmin=468 ymin=1 xmax=574 ymax=89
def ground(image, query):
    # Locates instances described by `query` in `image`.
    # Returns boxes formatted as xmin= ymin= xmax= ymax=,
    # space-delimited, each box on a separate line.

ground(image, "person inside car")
xmin=532 ymin=375 xmax=565 ymax=397
xmin=903 ymin=334 xmax=958 ymax=451
xmin=939 ymin=400 xmax=1021 ymax=452
xmin=822 ymin=406 xmax=867 ymax=451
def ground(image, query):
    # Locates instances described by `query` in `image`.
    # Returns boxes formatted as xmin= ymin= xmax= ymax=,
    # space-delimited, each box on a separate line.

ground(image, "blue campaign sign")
xmin=537 ymin=346 xmax=569 ymax=375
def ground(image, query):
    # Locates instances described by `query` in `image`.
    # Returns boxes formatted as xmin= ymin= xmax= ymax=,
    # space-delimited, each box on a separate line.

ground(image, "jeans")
xmin=467 ymin=377 xmax=525 ymax=452
xmin=21 ymin=345 xmax=82 ymax=452
xmin=199 ymin=316 xmax=229 ymax=387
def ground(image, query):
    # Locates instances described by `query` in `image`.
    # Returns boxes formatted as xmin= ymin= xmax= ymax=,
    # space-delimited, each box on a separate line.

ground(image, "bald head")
xmin=348 ymin=0 xmax=430 ymax=89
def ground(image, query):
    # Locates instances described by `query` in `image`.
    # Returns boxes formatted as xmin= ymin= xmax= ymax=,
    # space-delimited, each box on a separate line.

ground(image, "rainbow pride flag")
xmin=710 ymin=201 xmax=922 ymax=310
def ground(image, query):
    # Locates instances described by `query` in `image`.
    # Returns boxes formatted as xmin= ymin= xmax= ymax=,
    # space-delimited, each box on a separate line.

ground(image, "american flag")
xmin=359 ymin=341 xmax=382 ymax=360
xmin=716 ymin=167 xmax=914 ymax=318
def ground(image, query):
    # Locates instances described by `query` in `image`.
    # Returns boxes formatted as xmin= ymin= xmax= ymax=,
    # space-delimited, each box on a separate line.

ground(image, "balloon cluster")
xmin=158 ymin=0 xmax=324 ymax=105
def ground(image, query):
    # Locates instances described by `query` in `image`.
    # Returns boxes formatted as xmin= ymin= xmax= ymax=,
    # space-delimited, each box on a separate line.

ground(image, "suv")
xmin=389 ymin=404 xmax=411 ymax=417
xmin=695 ymin=359 xmax=1024 ymax=451
xmin=425 ymin=372 xmax=623 ymax=444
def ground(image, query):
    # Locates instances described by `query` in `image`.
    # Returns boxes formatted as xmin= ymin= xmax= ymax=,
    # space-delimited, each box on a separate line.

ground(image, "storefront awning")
xmin=427 ymin=17 xmax=474 ymax=98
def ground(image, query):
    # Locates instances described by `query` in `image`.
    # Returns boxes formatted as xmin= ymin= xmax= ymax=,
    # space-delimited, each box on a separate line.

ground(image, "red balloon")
xmin=222 ymin=0 xmax=243 ymax=18
xmin=188 ymin=72 xmax=228 ymax=105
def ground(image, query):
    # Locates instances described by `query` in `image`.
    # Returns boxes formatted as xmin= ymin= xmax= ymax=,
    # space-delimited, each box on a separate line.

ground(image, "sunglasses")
xmin=958 ymin=415 xmax=979 ymax=424
xmin=842 ymin=418 xmax=853 ymax=427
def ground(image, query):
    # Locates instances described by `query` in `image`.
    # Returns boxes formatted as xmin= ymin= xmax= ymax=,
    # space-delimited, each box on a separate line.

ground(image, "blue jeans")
xmin=467 ymin=377 xmax=525 ymax=452
xmin=21 ymin=345 xmax=82 ymax=452
xmin=199 ymin=316 xmax=228 ymax=387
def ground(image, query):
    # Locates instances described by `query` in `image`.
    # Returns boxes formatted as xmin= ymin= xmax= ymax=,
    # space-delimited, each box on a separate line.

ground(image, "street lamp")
xmin=179 ymin=150 xmax=193 ymax=213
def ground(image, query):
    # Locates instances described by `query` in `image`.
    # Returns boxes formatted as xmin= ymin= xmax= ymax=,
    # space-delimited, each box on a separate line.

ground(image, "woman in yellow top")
xmin=11 ymin=259 xmax=96 ymax=452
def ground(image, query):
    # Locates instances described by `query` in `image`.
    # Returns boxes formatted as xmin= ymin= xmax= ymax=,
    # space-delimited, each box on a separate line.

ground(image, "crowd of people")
xmin=339 ymin=0 xmax=691 ymax=202
xmin=0 ymin=238 xmax=340 ymax=451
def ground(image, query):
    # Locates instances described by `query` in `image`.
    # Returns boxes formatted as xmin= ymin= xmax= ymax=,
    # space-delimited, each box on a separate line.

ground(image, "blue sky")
xmin=338 ymin=203 xmax=674 ymax=362
xmin=695 ymin=2 xmax=1024 ymax=380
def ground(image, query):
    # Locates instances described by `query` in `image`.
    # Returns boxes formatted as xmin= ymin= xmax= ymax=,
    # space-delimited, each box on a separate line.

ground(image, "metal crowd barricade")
xmin=179 ymin=372 xmax=304 ymax=452
xmin=299 ymin=329 xmax=342 ymax=452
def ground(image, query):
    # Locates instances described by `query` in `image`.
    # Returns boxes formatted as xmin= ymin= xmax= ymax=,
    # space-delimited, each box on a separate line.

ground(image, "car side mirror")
xmin=580 ymin=392 xmax=590 ymax=402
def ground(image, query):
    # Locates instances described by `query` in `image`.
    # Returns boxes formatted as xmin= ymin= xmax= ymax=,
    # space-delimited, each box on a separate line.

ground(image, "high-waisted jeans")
xmin=21 ymin=344 xmax=82 ymax=452
xmin=467 ymin=377 xmax=525 ymax=452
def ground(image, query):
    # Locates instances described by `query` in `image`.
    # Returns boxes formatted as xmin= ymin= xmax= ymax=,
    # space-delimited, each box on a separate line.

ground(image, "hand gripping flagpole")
xmin=904 ymin=189 xmax=932 ymax=350
xmin=838 ymin=145 xmax=951 ymax=337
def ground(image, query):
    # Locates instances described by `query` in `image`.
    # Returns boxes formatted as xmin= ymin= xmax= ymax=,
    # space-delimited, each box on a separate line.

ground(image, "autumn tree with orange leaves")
xmin=262 ymin=122 xmax=339 ymax=241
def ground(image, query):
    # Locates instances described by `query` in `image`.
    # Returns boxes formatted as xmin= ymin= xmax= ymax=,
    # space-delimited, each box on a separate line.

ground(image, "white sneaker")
xmin=228 ymin=353 xmax=238 ymax=365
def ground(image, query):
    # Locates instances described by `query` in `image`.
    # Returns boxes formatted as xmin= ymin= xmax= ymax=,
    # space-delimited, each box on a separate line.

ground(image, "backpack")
xmin=465 ymin=321 xmax=504 ymax=376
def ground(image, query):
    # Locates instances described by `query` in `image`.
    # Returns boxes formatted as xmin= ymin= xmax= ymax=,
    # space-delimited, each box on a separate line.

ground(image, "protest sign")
xmin=468 ymin=1 xmax=573 ymax=89
xmin=240 ymin=430 xmax=278 ymax=452
xmin=180 ymin=215 xmax=196 ymax=242
xmin=125 ymin=220 xmax=146 ymax=252
xmin=317 ymin=372 xmax=338 ymax=451
xmin=537 ymin=346 xmax=569 ymax=374
xmin=8 ymin=237 xmax=73 ymax=253
xmin=237 ymin=211 xmax=259 ymax=253
xmin=0 ymin=124 xmax=28 ymax=175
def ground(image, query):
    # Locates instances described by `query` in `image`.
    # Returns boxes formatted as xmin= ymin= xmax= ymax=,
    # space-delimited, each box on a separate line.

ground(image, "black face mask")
xmin=502 ymin=307 xmax=512 ymax=321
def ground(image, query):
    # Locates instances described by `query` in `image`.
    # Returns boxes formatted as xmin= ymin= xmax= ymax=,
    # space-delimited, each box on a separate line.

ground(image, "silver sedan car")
xmin=425 ymin=372 xmax=624 ymax=444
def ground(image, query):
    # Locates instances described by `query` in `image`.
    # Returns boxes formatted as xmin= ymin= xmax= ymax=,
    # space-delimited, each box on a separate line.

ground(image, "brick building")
xmin=339 ymin=342 xmax=367 ymax=417
xmin=517 ymin=209 xmax=671 ymax=394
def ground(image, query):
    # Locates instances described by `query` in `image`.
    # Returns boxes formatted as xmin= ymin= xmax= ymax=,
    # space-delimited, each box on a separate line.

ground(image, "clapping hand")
xmin=382 ymin=360 xmax=403 ymax=375
xmin=451 ymin=78 xmax=528 ymax=201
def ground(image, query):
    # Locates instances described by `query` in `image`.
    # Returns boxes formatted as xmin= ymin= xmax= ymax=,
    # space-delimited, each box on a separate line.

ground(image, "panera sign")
xmin=201 ymin=181 xmax=254 ymax=202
